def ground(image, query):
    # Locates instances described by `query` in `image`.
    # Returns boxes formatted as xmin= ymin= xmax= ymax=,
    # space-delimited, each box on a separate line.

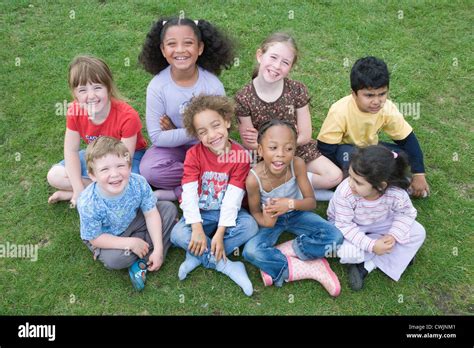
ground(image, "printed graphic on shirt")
xmin=85 ymin=134 xmax=100 ymax=143
xmin=199 ymin=171 xmax=228 ymax=210
xmin=179 ymin=100 xmax=192 ymax=115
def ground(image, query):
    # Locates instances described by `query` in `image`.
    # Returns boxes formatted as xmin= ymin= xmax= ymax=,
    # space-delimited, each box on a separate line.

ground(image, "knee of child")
xmin=330 ymin=226 xmax=344 ymax=246
xmin=102 ymin=255 xmax=129 ymax=270
xmin=169 ymin=228 xmax=179 ymax=245
xmin=332 ymin=168 xmax=344 ymax=186
xmin=242 ymin=217 xmax=259 ymax=238
xmin=46 ymin=166 xmax=62 ymax=186
xmin=138 ymin=162 xmax=152 ymax=181
xmin=242 ymin=242 xmax=258 ymax=261
xmin=170 ymin=225 xmax=188 ymax=245
xmin=159 ymin=201 xmax=179 ymax=219
xmin=335 ymin=230 xmax=344 ymax=246
xmin=414 ymin=222 xmax=426 ymax=243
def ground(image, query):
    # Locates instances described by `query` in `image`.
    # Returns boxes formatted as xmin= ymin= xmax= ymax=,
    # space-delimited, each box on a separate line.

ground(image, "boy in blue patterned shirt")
xmin=77 ymin=136 xmax=178 ymax=291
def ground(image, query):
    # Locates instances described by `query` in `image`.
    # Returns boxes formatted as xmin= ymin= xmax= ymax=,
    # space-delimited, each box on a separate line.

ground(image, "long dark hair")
xmin=350 ymin=145 xmax=410 ymax=194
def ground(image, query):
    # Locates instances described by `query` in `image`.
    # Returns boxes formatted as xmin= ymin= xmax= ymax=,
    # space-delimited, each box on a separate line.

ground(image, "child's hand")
xmin=410 ymin=175 xmax=430 ymax=198
xmin=70 ymin=189 xmax=83 ymax=208
xmin=211 ymin=234 xmax=226 ymax=263
xmin=383 ymin=235 xmax=396 ymax=246
xmin=241 ymin=127 xmax=258 ymax=146
xmin=264 ymin=198 xmax=290 ymax=218
xmin=130 ymin=237 xmax=150 ymax=258
xmin=373 ymin=236 xmax=395 ymax=255
xmin=147 ymin=249 xmax=163 ymax=271
xmin=261 ymin=200 xmax=278 ymax=227
xmin=159 ymin=115 xmax=176 ymax=131
xmin=189 ymin=224 xmax=207 ymax=256
xmin=69 ymin=197 xmax=78 ymax=209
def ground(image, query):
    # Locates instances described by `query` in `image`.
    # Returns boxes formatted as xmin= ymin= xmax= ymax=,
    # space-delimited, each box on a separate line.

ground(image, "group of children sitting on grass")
xmin=47 ymin=17 xmax=427 ymax=296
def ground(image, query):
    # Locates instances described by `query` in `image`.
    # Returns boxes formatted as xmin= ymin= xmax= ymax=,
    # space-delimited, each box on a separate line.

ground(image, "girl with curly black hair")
xmin=138 ymin=17 xmax=235 ymax=201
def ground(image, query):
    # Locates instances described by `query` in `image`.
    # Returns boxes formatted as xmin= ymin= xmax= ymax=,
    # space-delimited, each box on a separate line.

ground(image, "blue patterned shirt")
xmin=77 ymin=173 xmax=157 ymax=240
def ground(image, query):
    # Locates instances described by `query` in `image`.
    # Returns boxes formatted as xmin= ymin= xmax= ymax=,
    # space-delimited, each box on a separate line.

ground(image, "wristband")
xmin=288 ymin=199 xmax=295 ymax=210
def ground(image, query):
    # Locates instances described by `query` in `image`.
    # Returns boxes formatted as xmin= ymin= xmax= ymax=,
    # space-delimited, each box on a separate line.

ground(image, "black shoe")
xmin=347 ymin=263 xmax=368 ymax=291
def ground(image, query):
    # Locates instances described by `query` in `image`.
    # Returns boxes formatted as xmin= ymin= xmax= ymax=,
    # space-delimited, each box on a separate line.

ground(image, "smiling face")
xmin=258 ymin=125 xmax=296 ymax=175
xmin=193 ymin=109 xmax=231 ymax=155
xmin=89 ymin=153 xmax=131 ymax=197
xmin=160 ymin=25 xmax=204 ymax=74
xmin=73 ymin=82 xmax=110 ymax=119
xmin=256 ymin=42 xmax=295 ymax=83
xmin=352 ymin=86 xmax=388 ymax=114
xmin=348 ymin=166 xmax=384 ymax=200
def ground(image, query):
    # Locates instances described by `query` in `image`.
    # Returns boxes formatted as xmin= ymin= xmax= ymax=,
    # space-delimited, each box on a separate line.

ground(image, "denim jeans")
xmin=335 ymin=142 xmax=402 ymax=171
xmin=243 ymin=210 xmax=343 ymax=287
xmin=170 ymin=208 xmax=258 ymax=269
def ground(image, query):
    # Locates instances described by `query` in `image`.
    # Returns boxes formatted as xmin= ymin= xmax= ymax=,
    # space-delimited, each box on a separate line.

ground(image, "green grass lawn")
xmin=0 ymin=0 xmax=472 ymax=315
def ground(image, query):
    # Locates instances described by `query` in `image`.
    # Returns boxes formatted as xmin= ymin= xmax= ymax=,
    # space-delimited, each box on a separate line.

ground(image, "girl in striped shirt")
xmin=327 ymin=145 xmax=426 ymax=290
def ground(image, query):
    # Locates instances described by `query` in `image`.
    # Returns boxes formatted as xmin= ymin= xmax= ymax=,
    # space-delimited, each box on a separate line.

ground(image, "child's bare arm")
xmin=246 ymin=173 xmax=276 ymax=227
xmin=295 ymin=105 xmax=313 ymax=146
xmin=64 ymin=129 xmax=84 ymax=204
xmin=143 ymin=206 xmax=164 ymax=271
xmin=143 ymin=207 xmax=162 ymax=252
xmin=238 ymin=117 xmax=258 ymax=150
xmin=120 ymin=135 xmax=137 ymax=160
xmin=90 ymin=234 xmax=149 ymax=258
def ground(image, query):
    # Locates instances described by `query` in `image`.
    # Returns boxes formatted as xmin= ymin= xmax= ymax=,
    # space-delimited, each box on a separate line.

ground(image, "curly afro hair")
xmin=139 ymin=17 xmax=235 ymax=76
xmin=182 ymin=94 xmax=235 ymax=138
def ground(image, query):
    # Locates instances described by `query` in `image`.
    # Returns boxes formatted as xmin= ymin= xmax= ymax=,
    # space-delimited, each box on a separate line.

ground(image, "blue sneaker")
xmin=129 ymin=259 xmax=147 ymax=291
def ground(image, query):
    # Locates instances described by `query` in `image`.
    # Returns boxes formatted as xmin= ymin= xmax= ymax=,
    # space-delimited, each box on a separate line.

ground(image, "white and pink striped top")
xmin=327 ymin=178 xmax=417 ymax=252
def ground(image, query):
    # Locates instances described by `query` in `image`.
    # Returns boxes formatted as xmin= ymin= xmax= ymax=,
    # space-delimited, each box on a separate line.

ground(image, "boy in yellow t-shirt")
xmin=317 ymin=56 xmax=429 ymax=198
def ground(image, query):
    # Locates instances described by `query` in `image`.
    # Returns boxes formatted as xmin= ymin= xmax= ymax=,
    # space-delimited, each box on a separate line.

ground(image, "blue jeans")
xmin=57 ymin=149 xmax=145 ymax=178
xmin=335 ymin=142 xmax=402 ymax=171
xmin=243 ymin=210 xmax=343 ymax=287
xmin=170 ymin=209 xmax=258 ymax=269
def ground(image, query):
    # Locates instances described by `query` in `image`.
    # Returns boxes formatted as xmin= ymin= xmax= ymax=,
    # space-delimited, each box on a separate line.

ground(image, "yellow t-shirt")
xmin=317 ymin=95 xmax=413 ymax=146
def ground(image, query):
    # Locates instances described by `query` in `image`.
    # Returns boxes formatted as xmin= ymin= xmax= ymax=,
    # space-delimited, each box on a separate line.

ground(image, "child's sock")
xmin=153 ymin=189 xmax=177 ymax=201
xmin=364 ymin=259 xmax=377 ymax=273
xmin=216 ymin=259 xmax=253 ymax=296
xmin=178 ymin=253 xmax=201 ymax=280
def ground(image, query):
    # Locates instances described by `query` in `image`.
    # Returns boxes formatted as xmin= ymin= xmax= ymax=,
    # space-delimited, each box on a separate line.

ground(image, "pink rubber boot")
xmin=259 ymin=240 xmax=295 ymax=286
xmin=276 ymin=240 xmax=341 ymax=297
xmin=275 ymin=240 xmax=297 ymax=257
xmin=260 ymin=269 xmax=273 ymax=286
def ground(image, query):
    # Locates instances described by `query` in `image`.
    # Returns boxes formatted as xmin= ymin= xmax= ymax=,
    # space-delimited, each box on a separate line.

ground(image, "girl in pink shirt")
xmin=327 ymin=145 xmax=426 ymax=290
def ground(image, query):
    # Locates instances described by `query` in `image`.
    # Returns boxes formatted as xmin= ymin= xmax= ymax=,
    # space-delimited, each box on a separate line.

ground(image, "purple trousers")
xmin=139 ymin=145 xmax=192 ymax=197
xmin=337 ymin=217 xmax=426 ymax=281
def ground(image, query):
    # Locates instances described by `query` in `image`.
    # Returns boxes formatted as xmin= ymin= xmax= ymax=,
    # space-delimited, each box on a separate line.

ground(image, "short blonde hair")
xmin=68 ymin=55 xmax=124 ymax=100
xmin=85 ymin=136 xmax=131 ymax=175
xmin=182 ymin=94 xmax=234 ymax=138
